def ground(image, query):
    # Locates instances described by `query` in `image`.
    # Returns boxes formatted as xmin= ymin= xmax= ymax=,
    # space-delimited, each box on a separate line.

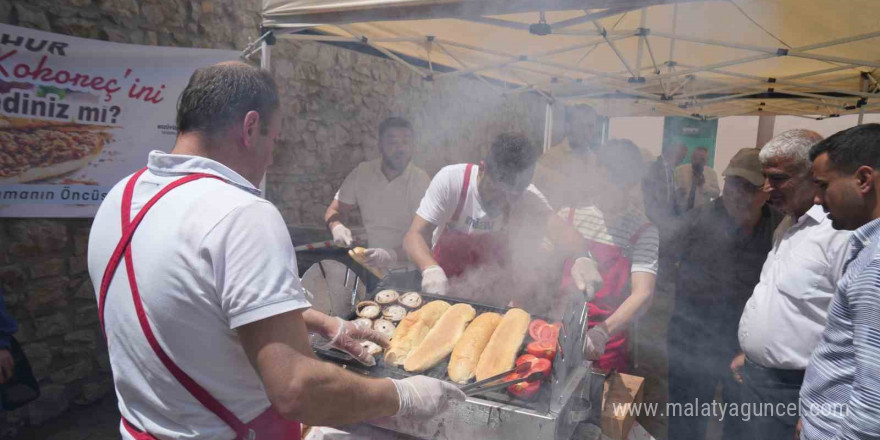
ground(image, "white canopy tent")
xmin=252 ymin=0 xmax=880 ymax=148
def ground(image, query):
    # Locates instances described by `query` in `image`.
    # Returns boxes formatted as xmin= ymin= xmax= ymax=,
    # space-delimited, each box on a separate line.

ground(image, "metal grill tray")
xmin=314 ymin=291 xmax=554 ymax=414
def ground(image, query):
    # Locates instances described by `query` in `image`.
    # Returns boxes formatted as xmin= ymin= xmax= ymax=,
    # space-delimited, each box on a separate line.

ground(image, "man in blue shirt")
xmin=800 ymin=123 xmax=880 ymax=440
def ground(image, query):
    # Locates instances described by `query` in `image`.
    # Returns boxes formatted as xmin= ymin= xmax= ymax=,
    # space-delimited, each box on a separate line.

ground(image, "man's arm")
xmin=325 ymin=199 xmax=355 ymax=232
xmin=602 ymin=272 xmax=656 ymax=335
xmin=831 ymin=265 xmax=880 ymax=440
xmin=238 ymin=309 xmax=400 ymax=426
xmin=545 ymin=212 xmax=591 ymax=259
xmin=404 ymin=214 xmax=439 ymax=271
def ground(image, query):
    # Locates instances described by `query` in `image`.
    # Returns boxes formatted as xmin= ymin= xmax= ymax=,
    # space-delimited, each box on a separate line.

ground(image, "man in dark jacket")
xmin=667 ymin=148 xmax=782 ymax=440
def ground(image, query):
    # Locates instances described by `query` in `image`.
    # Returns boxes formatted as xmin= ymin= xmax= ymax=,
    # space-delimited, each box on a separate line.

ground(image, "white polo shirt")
xmin=335 ymin=159 xmax=430 ymax=267
xmin=88 ymin=151 xmax=311 ymax=440
xmin=738 ymin=205 xmax=850 ymax=369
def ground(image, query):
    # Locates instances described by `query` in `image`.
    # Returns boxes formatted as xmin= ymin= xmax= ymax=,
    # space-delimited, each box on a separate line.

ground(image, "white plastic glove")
xmin=390 ymin=376 xmax=466 ymax=419
xmin=363 ymin=248 xmax=397 ymax=270
xmin=331 ymin=224 xmax=353 ymax=247
xmin=583 ymin=325 xmax=610 ymax=361
xmin=319 ymin=317 xmax=389 ymax=366
xmin=571 ymin=257 xmax=603 ymax=302
xmin=421 ymin=265 xmax=449 ymax=296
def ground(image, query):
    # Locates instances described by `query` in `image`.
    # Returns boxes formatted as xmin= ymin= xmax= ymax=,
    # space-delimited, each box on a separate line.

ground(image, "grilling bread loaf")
xmin=348 ymin=247 xmax=387 ymax=278
xmin=448 ymin=312 xmax=503 ymax=383
xmin=474 ymin=308 xmax=531 ymax=381
xmin=404 ymin=303 xmax=477 ymax=372
xmin=384 ymin=300 xmax=451 ymax=365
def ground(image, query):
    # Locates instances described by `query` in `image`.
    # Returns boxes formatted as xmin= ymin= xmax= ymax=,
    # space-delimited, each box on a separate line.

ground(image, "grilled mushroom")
xmin=352 ymin=317 xmax=374 ymax=329
xmin=355 ymin=300 xmax=381 ymax=319
xmin=375 ymin=289 xmax=400 ymax=305
xmin=361 ymin=340 xmax=383 ymax=356
xmin=382 ymin=304 xmax=408 ymax=322
xmin=398 ymin=292 xmax=423 ymax=309
xmin=372 ymin=319 xmax=396 ymax=340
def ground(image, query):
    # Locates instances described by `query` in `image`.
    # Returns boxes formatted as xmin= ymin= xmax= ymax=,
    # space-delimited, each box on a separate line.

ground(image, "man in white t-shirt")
xmin=88 ymin=62 xmax=462 ymax=440
xmin=325 ymin=117 xmax=430 ymax=274
xmin=404 ymin=132 xmax=603 ymax=316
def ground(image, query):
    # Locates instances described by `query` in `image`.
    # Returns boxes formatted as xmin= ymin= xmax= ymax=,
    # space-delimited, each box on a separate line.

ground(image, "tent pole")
xmin=259 ymin=35 xmax=273 ymax=195
xmin=756 ymin=115 xmax=776 ymax=148
xmin=543 ymin=102 xmax=553 ymax=153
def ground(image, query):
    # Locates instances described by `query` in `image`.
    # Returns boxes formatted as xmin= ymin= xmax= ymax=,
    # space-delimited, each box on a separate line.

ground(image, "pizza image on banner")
xmin=0 ymin=115 xmax=115 ymax=183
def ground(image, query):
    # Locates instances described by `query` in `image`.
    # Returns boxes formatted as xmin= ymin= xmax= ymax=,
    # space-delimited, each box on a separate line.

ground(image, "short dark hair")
xmin=378 ymin=117 xmax=413 ymax=138
xmin=596 ymin=138 xmax=645 ymax=185
xmin=484 ymin=132 xmax=539 ymax=185
xmin=810 ymin=123 xmax=880 ymax=173
xmin=176 ymin=62 xmax=279 ymax=137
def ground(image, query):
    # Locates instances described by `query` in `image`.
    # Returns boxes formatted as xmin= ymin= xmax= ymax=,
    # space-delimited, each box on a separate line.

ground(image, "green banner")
xmin=661 ymin=117 xmax=719 ymax=167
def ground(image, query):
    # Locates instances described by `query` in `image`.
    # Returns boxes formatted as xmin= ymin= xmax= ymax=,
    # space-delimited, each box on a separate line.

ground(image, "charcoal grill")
xmin=310 ymin=268 xmax=601 ymax=440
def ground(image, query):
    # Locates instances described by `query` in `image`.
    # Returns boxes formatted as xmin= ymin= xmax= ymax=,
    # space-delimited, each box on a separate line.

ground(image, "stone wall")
xmin=0 ymin=0 xmax=547 ymax=432
xmin=0 ymin=0 xmax=266 ymax=432
xmin=266 ymin=40 xmax=547 ymax=228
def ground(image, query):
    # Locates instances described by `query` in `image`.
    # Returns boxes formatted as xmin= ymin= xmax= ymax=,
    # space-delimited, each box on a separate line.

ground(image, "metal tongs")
xmin=459 ymin=362 xmax=544 ymax=396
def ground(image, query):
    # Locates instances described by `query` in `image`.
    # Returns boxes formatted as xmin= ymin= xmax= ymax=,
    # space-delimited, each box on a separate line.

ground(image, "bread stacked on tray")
xmin=380 ymin=294 xmax=532 ymax=385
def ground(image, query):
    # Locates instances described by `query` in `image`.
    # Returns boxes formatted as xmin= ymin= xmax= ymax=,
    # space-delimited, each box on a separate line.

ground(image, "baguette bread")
xmin=448 ymin=312 xmax=502 ymax=383
xmin=404 ymin=303 xmax=476 ymax=372
xmin=383 ymin=300 xmax=450 ymax=365
xmin=474 ymin=308 xmax=530 ymax=381
xmin=348 ymin=247 xmax=387 ymax=279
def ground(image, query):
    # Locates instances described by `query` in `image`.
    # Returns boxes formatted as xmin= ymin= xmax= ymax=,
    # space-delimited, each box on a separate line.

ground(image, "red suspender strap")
xmin=450 ymin=163 xmax=474 ymax=223
xmin=98 ymin=169 xmax=253 ymax=440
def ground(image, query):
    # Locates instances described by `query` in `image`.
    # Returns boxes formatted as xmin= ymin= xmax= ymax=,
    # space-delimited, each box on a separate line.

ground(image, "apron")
xmin=98 ymin=168 xmax=300 ymax=440
xmin=432 ymin=163 xmax=509 ymax=278
xmin=562 ymin=208 xmax=650 ymax=372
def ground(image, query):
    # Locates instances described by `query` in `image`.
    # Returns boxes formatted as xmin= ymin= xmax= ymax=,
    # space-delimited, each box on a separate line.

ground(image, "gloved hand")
xmin=571 ymin=257 xmax=603 ymax=302
xmin=331 ymin=224 xmax=353 ymax=247
xmin=583 ymin=325 xmax=610 ymax=361
xmin=421 ymin=265 xmax=449 ymax=296
xmin=319 ymin=317 xmax=389 ymax=366
xmin=390 ymin=376 xmax=466 ymax=419
xmin=363 ymin=248 xmax=397 ymax=269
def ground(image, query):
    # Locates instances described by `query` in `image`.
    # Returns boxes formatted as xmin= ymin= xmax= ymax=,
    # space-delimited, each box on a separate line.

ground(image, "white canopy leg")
xmin=543 ymin=102 xmax=554 ymax=153
xmin=756 ymin=114 xmax=776 ymax=148
xmin=260 ymin=40 xmax=272 ymax=195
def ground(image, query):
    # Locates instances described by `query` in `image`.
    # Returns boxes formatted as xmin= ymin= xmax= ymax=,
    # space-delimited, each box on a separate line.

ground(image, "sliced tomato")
xmin=508 ymin=379 xmax=541 ymax=400
xmin=530 ymin=357 xmax=552 ymax=379
xmin=527 ymin=340 xmax=558 ymax=360
xmin=515 ymin=354 xmax=538 ymax=367
xmin=529 ymin=319 xmax=548 ymax=340
xmin=537 ymin=325 xmax=560 ymax=342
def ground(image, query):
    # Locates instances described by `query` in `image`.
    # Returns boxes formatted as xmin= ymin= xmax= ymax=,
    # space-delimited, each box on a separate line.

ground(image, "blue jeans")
xmin=741 ymin=358 xmax=804 ymax=440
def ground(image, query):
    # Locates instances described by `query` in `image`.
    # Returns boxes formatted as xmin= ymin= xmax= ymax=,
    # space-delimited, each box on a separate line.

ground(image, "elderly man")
xmin=325 ymin=117 xmax=430 ymax=276
xmin=668 ymin=148 xmax=782 ymax=440
xmin=532 ymin=105 xmax=601 ymax=210
xmin=88 ymin=62 xmax=462 ymax=439
xmin=732 ymin=130 xmax=850 ymax=440
xmin=800 ymin=123 xmax=880 ymax=440
xmin=674 ymin=146 xmax=720 ymax=213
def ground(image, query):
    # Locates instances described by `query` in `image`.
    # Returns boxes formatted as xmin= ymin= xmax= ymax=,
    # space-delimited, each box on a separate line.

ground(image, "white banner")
xmin=0 ymin=24 xmax=240 ymax=217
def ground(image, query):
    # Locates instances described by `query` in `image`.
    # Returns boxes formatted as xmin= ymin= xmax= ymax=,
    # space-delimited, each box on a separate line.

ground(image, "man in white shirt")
xmin=88 ymin=62 xmax=462 ymax=440
xmin=325 ymin=117 xmax=430 ymax=276
xmin=732 ymin=129 xmax=850 ymax=440
xmin=404 ymin=132 xmax=603 ymax=320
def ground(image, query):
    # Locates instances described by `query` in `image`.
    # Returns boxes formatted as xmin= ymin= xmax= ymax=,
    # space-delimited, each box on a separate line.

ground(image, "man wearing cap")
xmin=733 ymin=130 xmax=850 ymax=440
xmin=668 ymin=148 xmax=782 ymax=440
